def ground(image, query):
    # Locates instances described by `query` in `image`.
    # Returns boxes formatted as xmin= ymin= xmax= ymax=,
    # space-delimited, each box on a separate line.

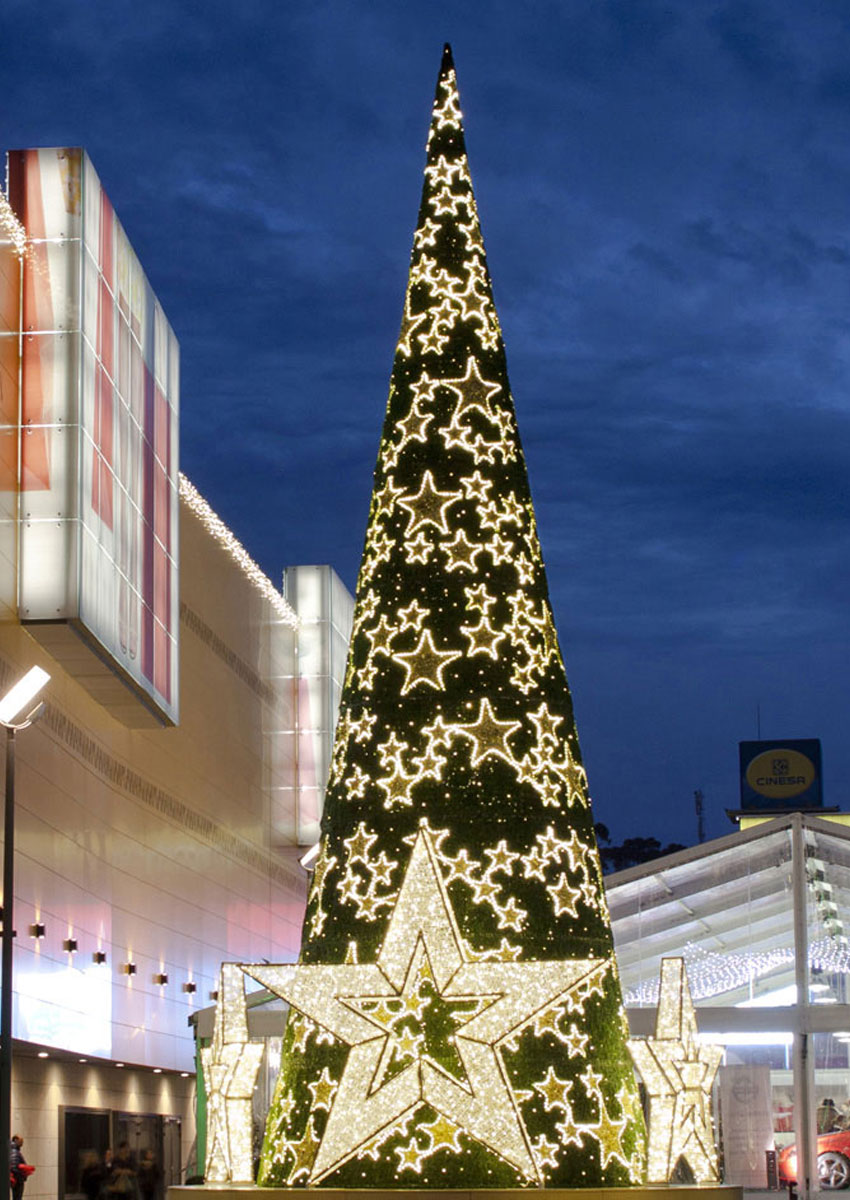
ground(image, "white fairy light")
xmin=201 ymin=964 xmax=266 ymax=1182
xmin=628 ymin=958 xmax=721 ymax=1184
xmin=179 ymin=475 xmax=298 ymax=627
xmin=0 ymin=191 xmax=26 ymax=258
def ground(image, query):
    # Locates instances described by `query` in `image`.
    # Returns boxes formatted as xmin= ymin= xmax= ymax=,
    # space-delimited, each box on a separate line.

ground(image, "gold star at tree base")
xmin=247 ymin=828 xmax=605 ymax=1184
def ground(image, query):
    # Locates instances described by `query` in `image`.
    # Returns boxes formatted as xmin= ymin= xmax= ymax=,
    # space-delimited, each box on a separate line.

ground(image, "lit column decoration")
xmin=627 ymin=958 xmax=723 ymax=1184
xmin=201 ymin=964 xmax=266 ymax=1182
xmin=258 ymin=43 xmax=645 ymax=1188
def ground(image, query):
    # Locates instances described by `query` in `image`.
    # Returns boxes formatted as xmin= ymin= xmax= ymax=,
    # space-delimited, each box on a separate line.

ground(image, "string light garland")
xmin=179 ymin=475 xmax=298 ymax=627
xmin=0 ymin=192 xmax=26 ymax=258
xmin=258 ymin=43 xmax=645 ymax=1188
xmin=628 ymin=959 xmax=722 ymax=1184
xmin=201 ymin=964 xmax=266 ymax=1182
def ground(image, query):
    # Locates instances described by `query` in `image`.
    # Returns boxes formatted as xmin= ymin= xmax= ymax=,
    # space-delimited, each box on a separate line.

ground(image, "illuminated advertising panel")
xmin=739 ymin=738 xmax=822 ymax=810
xmin=7 ymin=149 xmax=179 ymax=723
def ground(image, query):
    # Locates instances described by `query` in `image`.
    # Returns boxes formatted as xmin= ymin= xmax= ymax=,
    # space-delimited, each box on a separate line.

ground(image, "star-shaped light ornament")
xmin=201 ymin=963 xmax=266 ymax=1182
xmin=248 ymin=829 xmax=605 ymax=1184
xmin=628 ymin=957 xmax=723 ymax=1183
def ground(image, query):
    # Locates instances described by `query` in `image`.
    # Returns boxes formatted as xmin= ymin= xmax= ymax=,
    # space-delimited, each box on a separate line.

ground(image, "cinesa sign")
xmin=739 ymin=740 xmax=822 ymax=810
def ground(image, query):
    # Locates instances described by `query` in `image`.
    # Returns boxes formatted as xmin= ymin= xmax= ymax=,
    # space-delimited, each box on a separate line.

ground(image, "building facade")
xmin=1 ymin=153 xmax=351 ymax=1199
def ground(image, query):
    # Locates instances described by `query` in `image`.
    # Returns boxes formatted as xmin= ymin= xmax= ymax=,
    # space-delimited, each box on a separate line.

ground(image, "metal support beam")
xmin=792 ymin=814 xmax=816 ymax=1200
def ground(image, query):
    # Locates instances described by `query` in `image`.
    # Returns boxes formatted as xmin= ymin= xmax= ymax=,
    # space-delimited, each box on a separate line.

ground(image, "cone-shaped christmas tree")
xmin=254 ymin=45 xmax=645 ymax=1188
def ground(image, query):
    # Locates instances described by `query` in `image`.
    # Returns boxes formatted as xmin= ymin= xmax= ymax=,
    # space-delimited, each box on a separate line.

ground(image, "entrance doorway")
xmin=61 ymin=1109 xmax=181 ymax=1200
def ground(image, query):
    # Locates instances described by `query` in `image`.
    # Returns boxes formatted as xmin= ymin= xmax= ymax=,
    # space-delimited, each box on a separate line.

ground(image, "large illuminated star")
xmin=246 ymin=828 xmax=603 ymax=1184
xmin=201 ymin=964 xmax=265 ymax=1183
xmin=628 ymin=958 xmax=721 ymax=1183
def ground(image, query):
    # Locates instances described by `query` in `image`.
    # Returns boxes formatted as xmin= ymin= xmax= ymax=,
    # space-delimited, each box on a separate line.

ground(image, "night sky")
xmin=4 ymin=1 xmax=850 ymax=847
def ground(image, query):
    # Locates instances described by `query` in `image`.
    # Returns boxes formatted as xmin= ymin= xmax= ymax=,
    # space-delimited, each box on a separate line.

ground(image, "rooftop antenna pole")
xmin=694 ymin=788 xmax=705 ymax=844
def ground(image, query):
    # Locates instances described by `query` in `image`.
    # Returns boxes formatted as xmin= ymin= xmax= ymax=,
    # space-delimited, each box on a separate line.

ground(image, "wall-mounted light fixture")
xmin=183 ymin=981 xmax=197 ymax=994
xmin=63 ymin=938 xmax=78 ymax=953
xmin=122 ymin=962 xmax=136 ymax=976
xmin=29 ymin=923 xmax=45 ymax=939
xmin=93 ymin=951 xmax=107 ymax=964
xmin=154 ymin=973 xmax=168 ymax=986
xmin=209 ymin=990 xmax=218 ymax=1001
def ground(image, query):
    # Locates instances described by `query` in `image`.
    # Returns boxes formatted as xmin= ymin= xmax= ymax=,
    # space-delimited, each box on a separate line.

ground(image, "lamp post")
xmin=0 ymin=667 xmax=50 ymax=1196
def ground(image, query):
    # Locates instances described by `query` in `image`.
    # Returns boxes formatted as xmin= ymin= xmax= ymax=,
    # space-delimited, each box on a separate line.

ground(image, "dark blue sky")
xmin=4 ymin=0 xmax=850 ymax=845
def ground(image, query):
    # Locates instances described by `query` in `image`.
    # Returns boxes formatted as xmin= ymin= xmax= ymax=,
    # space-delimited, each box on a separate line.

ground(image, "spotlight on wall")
xmin=63 ymin=938 xmax=78 ymax=953
xmin=209 ymin=990 xmax=219 ymax=1001
xmin=92 ymin=951 xmax=107 ymax=964
xmin=154 ymin=973 xmax=168 ymax=986
xmin=182 ymin=981 xmax=197 ymax=994
xmin=29 ymin=923 xmax=45 ymax=939
xmin=122 ymin=962 xmax=136 ymax=976
xmin=0 ymin=666 xmax=50 ymax=727
xmin=36 ymin=1052 xmax=48 ymax=1059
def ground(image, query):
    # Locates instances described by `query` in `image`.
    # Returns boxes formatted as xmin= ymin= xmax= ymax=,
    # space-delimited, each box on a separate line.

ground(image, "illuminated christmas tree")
xmin=252 ymin=44 xmax=645 ymax=1188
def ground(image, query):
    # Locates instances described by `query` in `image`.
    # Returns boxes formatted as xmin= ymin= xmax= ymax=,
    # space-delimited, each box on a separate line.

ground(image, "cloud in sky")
xmin=3 ymin=0 xmax=850 ymax=843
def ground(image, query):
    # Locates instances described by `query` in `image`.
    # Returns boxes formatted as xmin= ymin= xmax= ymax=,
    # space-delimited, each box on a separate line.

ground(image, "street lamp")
xmin=0 ymin=666 xmax=49 ymax=1192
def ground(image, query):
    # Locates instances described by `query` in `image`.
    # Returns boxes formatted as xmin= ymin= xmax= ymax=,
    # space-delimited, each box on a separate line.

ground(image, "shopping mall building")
xmin=0 ymin=148 xmax=353 ymax=1198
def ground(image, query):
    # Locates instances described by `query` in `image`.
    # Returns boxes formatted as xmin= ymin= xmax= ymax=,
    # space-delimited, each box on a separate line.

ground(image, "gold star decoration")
xmin=628 ymin=957 xmax=722 ymax=1183
xmin=548 ymin=873 xmax=583 ymax=919
xmin=395 ymin=629 xmax=462 ymax=695
xmin=398 ymin=598 xmax=430 ymax=631
xmin=397 ymin=469 xmax=462 ymax=536
xmin=396 ymin=293 xmax=428 ymax=358
xmin=286 ymin=1117 xmax=323 ymax=1183
xmin=442 ymin=355 xmax=502 ymax=420
xmin=246 ymin=828 xmax=606 ymax=1184
xmin=442 ymin=527 xmax=485 ymax=573
xmin=581 ymin=1083 xmax=631 ymax=1171
xmin=308 ymin=1067 xmax=339 ymax=1112
xmin=456 ymin=697 xmax=521 ymax=768
xmin=345 ymin=822 xmax=379 ymax=863
xmin=533 ymin=1065 xmax=573 ymax=1113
